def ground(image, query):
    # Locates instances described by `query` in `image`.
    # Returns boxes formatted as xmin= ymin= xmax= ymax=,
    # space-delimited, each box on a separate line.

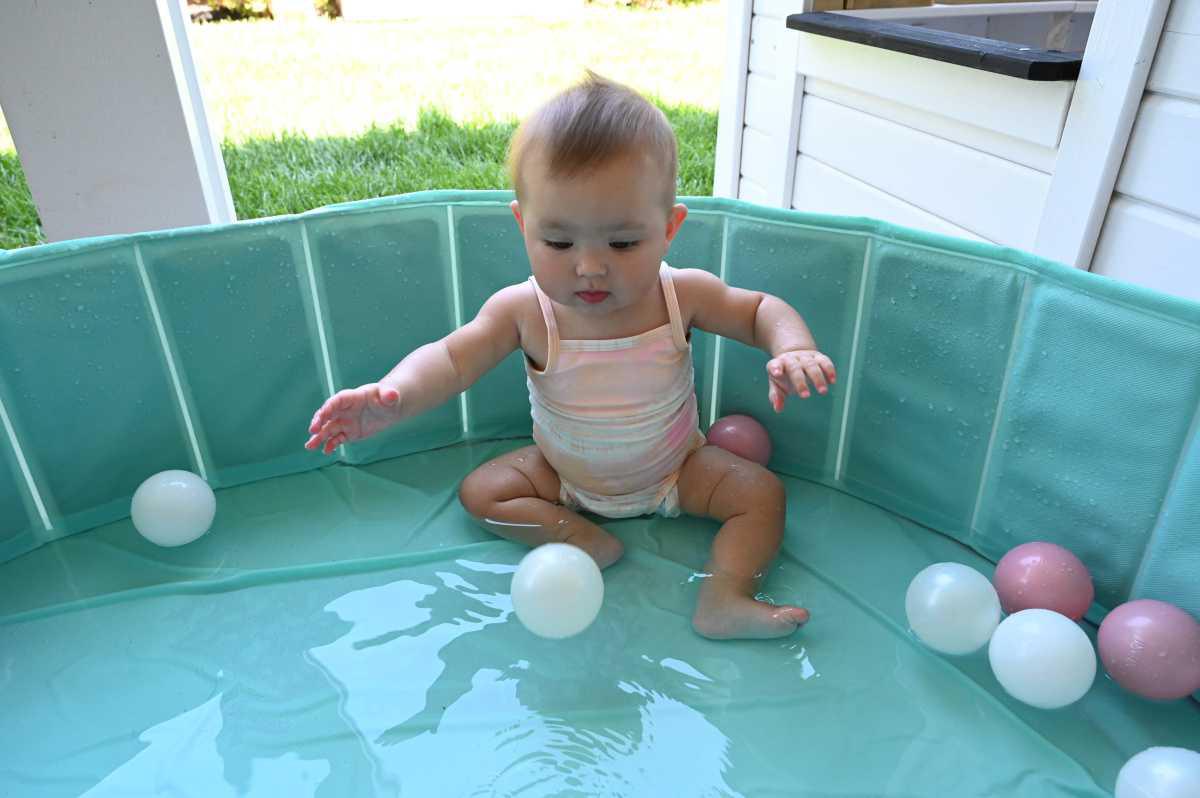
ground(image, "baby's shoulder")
xmin=480 ymin=280 xmax=545 ymax=354
xmin=485 ymin=280 xmax=539 ymax=324
xmin=667 ymin=266 xmax=727 ymax=326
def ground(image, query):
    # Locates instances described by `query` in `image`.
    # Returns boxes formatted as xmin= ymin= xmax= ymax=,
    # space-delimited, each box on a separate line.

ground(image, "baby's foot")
xmin=692 ymin=578 xmax=809 ymax=640
xmin=560 ymin=524 xmax=625 ymax=570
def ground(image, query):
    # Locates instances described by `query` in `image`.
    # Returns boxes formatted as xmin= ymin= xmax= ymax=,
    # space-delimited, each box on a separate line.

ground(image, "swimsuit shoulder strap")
xmin=528 ymin=276 xmax=560 ymax=373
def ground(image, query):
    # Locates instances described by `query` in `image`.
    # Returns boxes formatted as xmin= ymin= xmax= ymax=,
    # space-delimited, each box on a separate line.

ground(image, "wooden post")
xmin=1033 ymin=0 xmax=1170 ymax=269
xmin=0 ymin=0 xmax=234 ymax=243
xmin=714 ymin=0 xmax=754 ymax=199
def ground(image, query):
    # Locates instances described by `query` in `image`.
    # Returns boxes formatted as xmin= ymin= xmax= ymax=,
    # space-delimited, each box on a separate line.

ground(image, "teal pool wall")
xmin=1 ymin=191 xmax=1198 ymax=624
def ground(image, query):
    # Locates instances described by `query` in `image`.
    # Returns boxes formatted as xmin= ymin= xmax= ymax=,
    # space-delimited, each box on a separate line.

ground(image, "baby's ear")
xmin=665 ymin=203 xmax=688 ymax=243
xmin=510 ymin=200 xmax=525 ymax=234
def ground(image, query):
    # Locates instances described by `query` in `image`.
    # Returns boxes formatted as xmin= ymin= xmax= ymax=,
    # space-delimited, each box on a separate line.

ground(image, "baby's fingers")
xmin=311 ymin=387 xmax=366 ymax=433
xmin=309 ymin=402 xmax=330 ymax=434
xmin=819 ymin=356 xmax=838 ymax=385
xmin=333 ymin=389 xmax=362 ymax=412
xmin=310 ymin=393 xmax=344 ymax=433
xmin=801 ymin=361 xmax=830 ymax=396
xmin=768 ymin=380 xmax=785 ymax=413
xmin=305 ymin=422 xmax=339 ymax=453
xmin=782 ymin=358 xmax=819 ymax=398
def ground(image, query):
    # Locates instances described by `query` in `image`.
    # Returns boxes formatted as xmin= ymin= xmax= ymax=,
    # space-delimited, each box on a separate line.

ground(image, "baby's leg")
xmin=676 ymin=445 xmax=809 ymax=639
xmin=459 ymin=445 xmax=624 ymax=568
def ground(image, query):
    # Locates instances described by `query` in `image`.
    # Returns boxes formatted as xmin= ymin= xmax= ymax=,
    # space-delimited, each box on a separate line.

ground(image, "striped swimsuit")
xmin=525 ymin=263 xmax=707 ymax=518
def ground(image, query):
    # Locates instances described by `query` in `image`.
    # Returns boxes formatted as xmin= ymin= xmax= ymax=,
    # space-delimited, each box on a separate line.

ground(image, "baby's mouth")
xmin=576 ymin=291 xmax=610 ymax=304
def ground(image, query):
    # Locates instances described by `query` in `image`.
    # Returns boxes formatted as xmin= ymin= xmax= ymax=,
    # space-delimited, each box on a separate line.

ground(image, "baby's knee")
xmin=458 ymin=468 xmax=494 ymax=518
xmin=745 ymin=467 xmax=786 ymax=519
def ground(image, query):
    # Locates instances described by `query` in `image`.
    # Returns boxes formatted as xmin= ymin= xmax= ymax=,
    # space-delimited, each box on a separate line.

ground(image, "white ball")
xmin=988 ymin=608 xmax=1096 ymax=709
xmin=130 ymin=470 xmax=216 ymax=547
xmin=511 ymin=543 xmax=604 ymax=639
xmin=905 ymin=562 xmax=1001 ymax=655
xmin=1116 ymin=747 xmax=1200 ymax=798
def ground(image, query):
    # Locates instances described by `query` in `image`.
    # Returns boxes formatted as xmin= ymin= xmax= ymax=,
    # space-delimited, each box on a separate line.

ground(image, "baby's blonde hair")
xmin=508 ymin=71 xmax=678 ymax=208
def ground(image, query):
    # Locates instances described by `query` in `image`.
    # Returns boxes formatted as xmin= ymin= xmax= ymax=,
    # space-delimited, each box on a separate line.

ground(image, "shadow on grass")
xmin=0 ymin=104 xmax=716 ymax=251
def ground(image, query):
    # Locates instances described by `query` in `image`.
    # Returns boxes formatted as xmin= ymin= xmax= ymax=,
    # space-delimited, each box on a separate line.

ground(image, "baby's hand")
xmin=766 ymin=349 xmax=837 ymax=412
xmin=305 ymin=383 xmax=403 ymax=454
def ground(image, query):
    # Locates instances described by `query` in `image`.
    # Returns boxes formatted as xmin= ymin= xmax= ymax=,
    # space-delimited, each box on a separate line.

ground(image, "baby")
xmin=305 ymin=73 xmax=837 ymax=640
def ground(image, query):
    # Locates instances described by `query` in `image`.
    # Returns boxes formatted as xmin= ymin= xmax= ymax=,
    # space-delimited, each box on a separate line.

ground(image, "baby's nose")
xmin=576 ymin=250 xmax=608 ymax=278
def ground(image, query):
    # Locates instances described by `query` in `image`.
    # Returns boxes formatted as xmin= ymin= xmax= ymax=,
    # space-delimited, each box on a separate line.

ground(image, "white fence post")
xmin=714 ymin=0 xmax=754 ymax=199
xmin=1033 ymin=0 xmax=1170 ymax=269
xmin=0 ymin=0 xmax=235 ymax=243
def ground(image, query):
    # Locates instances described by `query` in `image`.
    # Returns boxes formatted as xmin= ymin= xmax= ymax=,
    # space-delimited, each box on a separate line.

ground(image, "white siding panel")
xmin=748 ymin=42 xmax=777 ymax=78
xmin=794 ymin=32 xmax=1074 ymax=148
xmin=1116 ymin=94 xmax=1200 ymax=219
xmin=1092 ymin=197 xmax=1200 ymax=303
xmin=805 ymin=79 xmax=1056 ymax=173
xmin=1148 ymin=32 xmax=1200 ymax=102
xmin=798 ymin=95 xmax=1049 ymax=248
xmin=748 ymin=15 xmax=784 ymax=78
xmin=750 ymin=15 xmax=780 ymax=48
xmin=792 ymin=155 xmax=988 ymax=242
xmin=744 ymin=73 xmax=777 ymax=135
xmin=739 ymin=176 xmax=771 ymax=205
xmin=752 ymin=0 xmax=793 ymax=20
xmin=740 ymin=126 xmax=776 ymax=191
xmin=1165 ymin=0 xmax=1200 ymax=34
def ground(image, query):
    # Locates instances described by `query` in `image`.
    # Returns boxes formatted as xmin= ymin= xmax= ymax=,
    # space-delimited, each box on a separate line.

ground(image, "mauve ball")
xmin=1098 ymin=599 xmax=1200 ymax=701
xmin=706 ymin=414 xmax=772 ymax=466
xmin=993 ymin=541 xmax=1095 ymax=620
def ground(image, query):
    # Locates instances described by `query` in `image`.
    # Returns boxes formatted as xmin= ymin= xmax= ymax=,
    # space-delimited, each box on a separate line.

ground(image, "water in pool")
xmin=4 ymin=443 xmax=1198 ymax=796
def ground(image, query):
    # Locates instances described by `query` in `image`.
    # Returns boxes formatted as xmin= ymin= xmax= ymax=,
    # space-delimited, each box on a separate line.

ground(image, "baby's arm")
xmin=306 ymin=285 xmax=524 ymax=453
xmin=678 ymin=269 xmax=837 ymax=412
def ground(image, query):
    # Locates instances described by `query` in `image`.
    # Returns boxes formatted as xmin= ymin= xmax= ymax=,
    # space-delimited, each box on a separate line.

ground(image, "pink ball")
xmin=992 ymin=541 xmax=1095 ymax=621
xmin=706 ymin=414 xmax=772 ymax=466
xmin=1098 ymin=599 xmax=1200 ymax=701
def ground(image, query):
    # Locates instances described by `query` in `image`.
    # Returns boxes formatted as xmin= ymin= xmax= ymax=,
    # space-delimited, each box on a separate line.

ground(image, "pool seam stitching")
xmin=446 ymin=205 xmax=470 ymax=439
xmin=835 ymin=237 xmax=873 ymax=483
xmin=0 ymin=394 xmax=51 ymax=531
xmin=969 ymin=276 xmax=1034 ymax=538
xmin=133 ymin=242 xmax=209 ymax=482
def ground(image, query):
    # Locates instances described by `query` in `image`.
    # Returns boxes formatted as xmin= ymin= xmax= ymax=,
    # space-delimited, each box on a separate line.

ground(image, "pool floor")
xmin=2 ymin=440 xmax=1198 ymax=796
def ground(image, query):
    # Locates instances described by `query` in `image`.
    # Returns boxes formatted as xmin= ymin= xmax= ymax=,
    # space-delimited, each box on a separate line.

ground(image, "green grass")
xmin=0 ymin=5 xmax=723 ymax=249
xmin=0 ymin=154 xmax=40 ymax=249
xmin=1 ymin=105 xmax=716 ymax=249
xmin=181 ymin=5 xmax=724 ymax=145
xmin=225 ymin=105 xmax=716 ymax=220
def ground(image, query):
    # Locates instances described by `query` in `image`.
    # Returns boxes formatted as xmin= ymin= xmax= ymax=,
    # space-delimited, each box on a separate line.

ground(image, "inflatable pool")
xmin=1 ymin=192 xmax=1197 ymax=796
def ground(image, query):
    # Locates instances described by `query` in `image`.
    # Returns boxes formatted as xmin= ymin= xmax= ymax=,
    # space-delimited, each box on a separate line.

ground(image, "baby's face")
xmin=512 ymin=150 xmax=686 ymax=318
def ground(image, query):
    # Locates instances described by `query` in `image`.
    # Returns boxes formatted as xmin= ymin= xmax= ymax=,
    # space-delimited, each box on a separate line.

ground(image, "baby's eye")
xmin=544 ymin=240 xmax=572 ymax=251
xmin=610 ymin=240 xmax=639 ymax=250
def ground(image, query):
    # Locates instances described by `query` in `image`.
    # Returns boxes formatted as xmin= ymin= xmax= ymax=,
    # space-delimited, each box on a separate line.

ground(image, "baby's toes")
xmin=772 ymin=605 xmax=810 ymax=628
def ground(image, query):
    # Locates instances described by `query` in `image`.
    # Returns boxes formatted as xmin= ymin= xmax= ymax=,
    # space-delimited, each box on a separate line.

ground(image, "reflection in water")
xmin=308 ymin=558 xmax=743 ymax=796
xmin=780 ymin=642 xmax=820 ymax=681
xmin=82 ymin=693 xmax=329 ymax=797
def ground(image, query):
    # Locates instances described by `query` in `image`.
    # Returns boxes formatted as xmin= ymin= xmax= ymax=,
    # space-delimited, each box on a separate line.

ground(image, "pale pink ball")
xmin=1098 ymin=599 xmax=1200 ymax=701
xmin=992 ymin=541 xmax=1095 ymax=621
xmin=706 ymin=414 xmax=772 ymax=466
